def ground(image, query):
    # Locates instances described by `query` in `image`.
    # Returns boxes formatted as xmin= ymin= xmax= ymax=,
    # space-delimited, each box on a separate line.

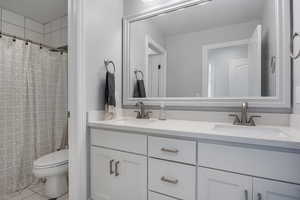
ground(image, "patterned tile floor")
xmin=4 ymin=182 xmax=68 ymax=200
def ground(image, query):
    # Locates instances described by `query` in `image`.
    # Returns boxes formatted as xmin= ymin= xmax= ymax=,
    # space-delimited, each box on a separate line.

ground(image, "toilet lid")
xmin=34 ymin=149 xmax=68 ymax=168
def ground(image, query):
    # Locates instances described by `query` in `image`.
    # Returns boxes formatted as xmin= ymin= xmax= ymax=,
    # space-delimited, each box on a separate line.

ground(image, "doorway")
xmin=145 ymin=35 xmax=167 ymax=97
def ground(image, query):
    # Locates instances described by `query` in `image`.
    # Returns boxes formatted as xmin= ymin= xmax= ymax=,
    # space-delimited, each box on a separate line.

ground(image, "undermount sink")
xmin=213 ymin=124 xmax=289 ymax=138
xmin=112 ymin=118 xmax=158 ymax=125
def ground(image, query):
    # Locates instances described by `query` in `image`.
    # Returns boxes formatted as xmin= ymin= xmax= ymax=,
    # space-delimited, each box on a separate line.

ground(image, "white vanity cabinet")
xmin=149 ymin=192 xmax=177 ymax=200
xmin=149 ymin=158 xmax=196 ymax=200
xmin=148 ymin=136 xmax=197 ymax=200
xmin=90 ymin=147 xmax=147 ymax=200
xmin=90 ymin=129 xmax=147 ymax=200
xmin=90 ymin=147 xmax=118 ymax=200
xmin=89 ymin=127 xmax=300 ymax=200
xmin=253 ymin=178 xmax=300 ymax=200
xmin=197 ymin=142 xmax=300 ymax=200
xmin=198 ymin=168 xmax=252 ymax=200
xmin=148 ymin=136 xmax=196 ymax=164
xmin=198 ymin=167 xmax=300 ymax=200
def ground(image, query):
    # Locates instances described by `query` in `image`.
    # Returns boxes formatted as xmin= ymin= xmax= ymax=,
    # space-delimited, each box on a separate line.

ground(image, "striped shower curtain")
xmin=0 ymin=36 xmax=67 ymax=197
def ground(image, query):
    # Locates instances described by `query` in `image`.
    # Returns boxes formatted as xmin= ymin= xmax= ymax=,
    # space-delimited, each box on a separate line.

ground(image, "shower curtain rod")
xmin=0 ymin=31 xmax=67 ymax=53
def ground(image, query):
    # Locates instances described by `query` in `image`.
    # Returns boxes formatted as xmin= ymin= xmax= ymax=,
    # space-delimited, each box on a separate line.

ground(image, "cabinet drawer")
xmin=90 ymin=129 xmax=147 ymax=155
xmin=149 ymin=158 xmax=196 ymax=200
xmin=148 ymin=136 xmax=196 ymax=164
xmin=198 ymin=142 xmax=300 ymax=184
xmin=149 ymin=192 xmax=177 ymax=200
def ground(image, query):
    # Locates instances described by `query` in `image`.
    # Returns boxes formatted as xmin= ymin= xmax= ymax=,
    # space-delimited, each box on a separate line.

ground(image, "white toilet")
xmin=33 ymin=149 xmax=68 ymax=198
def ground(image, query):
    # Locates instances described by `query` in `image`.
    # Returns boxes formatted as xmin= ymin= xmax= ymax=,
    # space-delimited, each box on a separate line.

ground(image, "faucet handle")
xmin=229 ymin=114 xmax=241 ymax=125
xmin=144 ymin=111 xmax=152 ymax=119
xmin=134 ymin=110 xmax=142 ymax=119
xmin=248 ymin=115 xmax=261 ymax=126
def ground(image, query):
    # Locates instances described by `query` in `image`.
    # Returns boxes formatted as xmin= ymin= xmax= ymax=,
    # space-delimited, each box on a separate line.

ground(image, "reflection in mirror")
xmin=129 ymin=0 xmax=277 ymax=98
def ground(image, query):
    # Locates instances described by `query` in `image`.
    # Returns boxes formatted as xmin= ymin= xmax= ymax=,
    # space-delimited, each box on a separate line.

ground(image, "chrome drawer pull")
xmin=109 ymin=159 xmax=114 ymax=175
xmin=161 ymin=147 xmax=179 ymax=154
xmin=115 ymin=161 xmax=120 ymax=176
xmin=161 ymin=176 xmax=178 ymax=184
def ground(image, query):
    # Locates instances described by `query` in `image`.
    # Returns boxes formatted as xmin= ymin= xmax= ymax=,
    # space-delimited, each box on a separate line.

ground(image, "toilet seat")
xmin=34 ymin=149 xmax=68 ymax=169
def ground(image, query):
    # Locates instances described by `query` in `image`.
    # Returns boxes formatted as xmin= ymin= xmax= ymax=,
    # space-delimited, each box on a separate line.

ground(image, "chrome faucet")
xmin=240 ymin=102 xmax=248 ymax=125
xmin=135 ymin=101 xmax=152 ymax=119
xmin=229 ymin=102 xmax=261 ymax=126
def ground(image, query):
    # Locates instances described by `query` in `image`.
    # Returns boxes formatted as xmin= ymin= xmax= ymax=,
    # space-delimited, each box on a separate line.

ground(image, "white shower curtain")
xmin=0 ymin=36 xmax=67 ymax=196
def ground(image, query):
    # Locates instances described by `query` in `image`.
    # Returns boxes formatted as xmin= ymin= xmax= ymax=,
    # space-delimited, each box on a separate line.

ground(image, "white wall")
xmin=130 ymin=20 xmax=165 ymax=96
xmin=0 ymin=8 xmax=67 ymax=48
xmin=130 ymin=20 xmax=165 ymax=71
xmin=165 ymin=21 xmax=259 ymax=97
xmin=208 ymin=45 xmax=248 ymax=97
xmin=84 ymin=0 xmax=123 ymax=111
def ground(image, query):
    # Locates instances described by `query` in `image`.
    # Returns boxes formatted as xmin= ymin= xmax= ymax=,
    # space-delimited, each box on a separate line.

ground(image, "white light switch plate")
xmin=296 ymin=86 xmax=300 ymax=104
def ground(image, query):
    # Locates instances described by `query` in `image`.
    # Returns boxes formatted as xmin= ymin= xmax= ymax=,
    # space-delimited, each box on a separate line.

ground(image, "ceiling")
xmin=0 ymin=0 xmax=67 ymax=24
xmin=147 ymin=0 xmax=265 ymax=36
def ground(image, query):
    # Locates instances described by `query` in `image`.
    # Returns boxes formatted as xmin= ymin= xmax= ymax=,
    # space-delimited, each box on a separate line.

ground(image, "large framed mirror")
xmin=123 ymin=0 xmax=291 ymax=112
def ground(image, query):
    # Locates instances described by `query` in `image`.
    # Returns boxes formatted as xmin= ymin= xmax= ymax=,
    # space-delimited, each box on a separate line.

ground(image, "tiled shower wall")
xmin=44 ymin=16 xmax=68 ymax=48
xmin=0 ymin=8 xmax=67 ymax=48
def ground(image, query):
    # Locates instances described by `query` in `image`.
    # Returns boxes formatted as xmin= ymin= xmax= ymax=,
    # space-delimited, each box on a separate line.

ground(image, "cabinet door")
xmin=90 ymin=147 xmax=119 ymax=200
xmin=198 ymin=167 xmax=252 ymax=200
xmin=115 ymin=151 xmax=147 ymax=200
xmin=253 ymin=178 xmax=300 ymax=200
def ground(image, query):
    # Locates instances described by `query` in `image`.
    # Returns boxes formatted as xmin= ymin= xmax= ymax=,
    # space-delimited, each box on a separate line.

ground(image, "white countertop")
xmin=88 ymin=118 xmax=300 ymax=150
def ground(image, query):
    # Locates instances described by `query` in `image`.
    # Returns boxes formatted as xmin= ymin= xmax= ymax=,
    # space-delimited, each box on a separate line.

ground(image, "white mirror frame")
xmin=123 ymin=0 xmax=291 ymax=112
